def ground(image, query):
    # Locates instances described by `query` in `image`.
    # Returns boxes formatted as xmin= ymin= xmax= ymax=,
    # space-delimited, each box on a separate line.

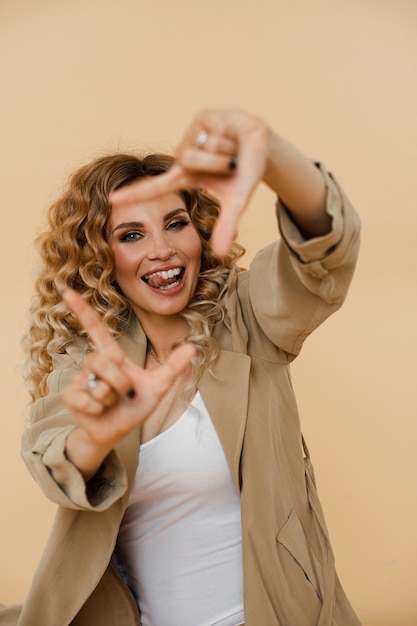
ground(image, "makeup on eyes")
xmin=111 ymin=208 xmax=190 ymax=238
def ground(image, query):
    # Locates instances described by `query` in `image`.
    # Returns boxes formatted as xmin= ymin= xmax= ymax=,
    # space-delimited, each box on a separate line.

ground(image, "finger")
xmin=210 ymin=191 xmax=250 ymax=258
xmin=63 ymin=289 xmax=128 ymax=364
xmin=182 ymin=110 xmax=237 ymax=145
xmin=156 ymin=343 xmax=196 ymax=391
xmin=63 ymin=384 xmax=108 ymax=417
xmin=84 ymin=351 xmax=135 ymax=397
xmin=109 ymin=150 xmax=236 ymax=208
xmin=109 ymin=165 xmax=186 ymax=207
xmin=123 ymin=343 xmax=196 ymax=394
xmin=65 ymin=369 xmax=119 ymax=413
xmin=179 ymin=148 xmax=237 ymax=175
xmin=191 ymin=131 xmax=236 ymax=156
xmin=83 ymin=377 xmax=119 ymax=408
xmin=162 ymin=343 xmax=196 ymax=382
xmin=210 ymin=216 xmax=238 ymax=259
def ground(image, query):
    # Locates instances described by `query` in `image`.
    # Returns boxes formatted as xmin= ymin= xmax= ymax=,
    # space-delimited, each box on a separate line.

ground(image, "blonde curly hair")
xmin=22 ymin=153 xmax=245 ymax=402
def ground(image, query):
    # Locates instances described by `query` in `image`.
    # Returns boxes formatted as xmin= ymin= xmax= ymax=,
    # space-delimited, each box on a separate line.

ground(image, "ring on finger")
xmin=85 ymin=372 xmax=99 ymax=392
xmin=195 ymin=129 xmax=208 ymax=149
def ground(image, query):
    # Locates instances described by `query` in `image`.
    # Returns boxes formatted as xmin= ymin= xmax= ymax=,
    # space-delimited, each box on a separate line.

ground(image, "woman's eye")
xmin=119 ymin=231 xmax=143 ymax=242
xmin=167 ymin=219 xmax=189 ymax=231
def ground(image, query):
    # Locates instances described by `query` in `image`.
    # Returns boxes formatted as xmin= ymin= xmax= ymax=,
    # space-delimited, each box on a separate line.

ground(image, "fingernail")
xmin=228 ymin=159 xmax=237 ymax=171
xmin=126 ymin=388 xmax=136 ymax=399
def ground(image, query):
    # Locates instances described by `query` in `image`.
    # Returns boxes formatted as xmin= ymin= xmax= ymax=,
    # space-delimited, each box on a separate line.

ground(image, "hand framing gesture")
xmin=110 ymin=110 xmax=270 ymax=258
xmin=62 ymin=289 xmax=195 ymax=479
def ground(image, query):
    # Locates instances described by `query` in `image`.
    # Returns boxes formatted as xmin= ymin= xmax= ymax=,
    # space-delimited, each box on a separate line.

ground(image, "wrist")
xmin=65 ymin=426 xmax=114 ymax=481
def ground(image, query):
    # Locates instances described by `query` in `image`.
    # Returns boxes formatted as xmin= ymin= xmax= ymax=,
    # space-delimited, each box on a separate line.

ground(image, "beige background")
xmin=1 ymin=0 xmax=416 ymax=623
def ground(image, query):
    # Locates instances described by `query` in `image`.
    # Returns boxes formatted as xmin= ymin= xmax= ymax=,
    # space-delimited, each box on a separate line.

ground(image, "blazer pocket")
xmin=277 ymin=509 xmax=324 ymax=601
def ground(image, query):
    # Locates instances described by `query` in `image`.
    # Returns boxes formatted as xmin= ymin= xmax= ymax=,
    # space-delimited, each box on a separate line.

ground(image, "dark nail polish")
xmin=228 ymin=159 xmax=237 ymax=171
xmin=126 ymin=388 xmax=136 ymax=399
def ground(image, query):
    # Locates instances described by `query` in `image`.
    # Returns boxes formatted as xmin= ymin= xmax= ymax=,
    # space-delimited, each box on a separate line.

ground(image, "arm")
xmin=21 ymin=353 xmax=128 ymax=510
xmin=108 ymin=108 xmax=359 ymax=357
xmin=248 ymin=162 xmax=360 ymax=358
xmin=262 ymin=132 xmax=331 ymax=239
xmin=22 ymin=291 xmax=195 ymax=510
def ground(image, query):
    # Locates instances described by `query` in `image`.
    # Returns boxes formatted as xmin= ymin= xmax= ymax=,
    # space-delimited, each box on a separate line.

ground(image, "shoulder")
xmin=46 ymin=335 xmax=90 ymax=394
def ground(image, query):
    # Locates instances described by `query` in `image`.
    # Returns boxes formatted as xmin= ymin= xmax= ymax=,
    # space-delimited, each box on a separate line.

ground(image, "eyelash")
xmin=118 ymin=219 xmax=190 ymax=242
xmin=119 ymin=231 xmax=142 ymax=242
xmin=167 ymin=219 xmax=189 ymax=231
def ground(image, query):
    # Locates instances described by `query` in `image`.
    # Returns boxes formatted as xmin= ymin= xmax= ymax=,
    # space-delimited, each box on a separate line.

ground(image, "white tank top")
xmin=117 ymin=392 xmax=244 ymax=626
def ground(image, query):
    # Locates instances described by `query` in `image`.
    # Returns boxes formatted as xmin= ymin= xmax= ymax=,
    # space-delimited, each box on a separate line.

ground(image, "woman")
xmin=1 ymin=110 xmax=361 ymax=625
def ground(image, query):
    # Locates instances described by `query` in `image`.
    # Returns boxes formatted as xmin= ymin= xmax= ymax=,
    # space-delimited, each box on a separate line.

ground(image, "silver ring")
xmin=85 ymin=372 xmax=98 ymax=392
xmin=195 ymin=129 xmax=208 ymax=149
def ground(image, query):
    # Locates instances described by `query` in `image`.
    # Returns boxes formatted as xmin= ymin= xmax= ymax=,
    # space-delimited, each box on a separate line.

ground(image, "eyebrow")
xmin=111 ymin=207 xmax=189 ymax=236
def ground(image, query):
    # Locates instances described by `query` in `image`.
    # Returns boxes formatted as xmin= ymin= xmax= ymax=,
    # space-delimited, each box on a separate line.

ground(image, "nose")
xmin=146 ymin=233 xmax=175 ymax=261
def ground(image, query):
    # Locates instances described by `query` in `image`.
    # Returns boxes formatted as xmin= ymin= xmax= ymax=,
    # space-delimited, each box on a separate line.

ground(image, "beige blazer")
xmin=0 ymin=165 xmax=362 ymax=626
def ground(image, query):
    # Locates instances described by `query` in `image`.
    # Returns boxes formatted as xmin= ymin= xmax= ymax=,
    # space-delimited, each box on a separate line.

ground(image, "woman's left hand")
xmin=110 ymin=110 xmax=271 ymax=258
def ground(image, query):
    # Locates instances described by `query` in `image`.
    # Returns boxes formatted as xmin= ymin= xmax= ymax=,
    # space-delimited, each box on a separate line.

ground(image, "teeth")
xmin=158 ymin=279 xmax=181 ymax=290
xmin=144 ymin=267 xmax=182 ymax=281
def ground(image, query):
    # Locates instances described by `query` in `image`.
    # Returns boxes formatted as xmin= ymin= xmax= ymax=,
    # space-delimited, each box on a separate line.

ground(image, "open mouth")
xmin=142 ymin=267 xmax=184 ymax=290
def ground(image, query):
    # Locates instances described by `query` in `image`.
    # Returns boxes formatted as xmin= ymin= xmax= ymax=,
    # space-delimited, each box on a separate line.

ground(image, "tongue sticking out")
xmin=148 ymin=273 xmax=180 ymax=289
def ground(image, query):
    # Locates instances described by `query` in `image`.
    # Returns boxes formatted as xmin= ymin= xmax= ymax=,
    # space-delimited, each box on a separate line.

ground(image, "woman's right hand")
xmin=62 ymin=289 xmax=195 ymax=479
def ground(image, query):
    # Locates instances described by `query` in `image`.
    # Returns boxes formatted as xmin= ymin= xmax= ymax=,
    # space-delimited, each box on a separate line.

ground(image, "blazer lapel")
xmin=117 ymin=319 xmax=250 ymax=494
xmin=199 ymin=349 xmax=250 ymax=493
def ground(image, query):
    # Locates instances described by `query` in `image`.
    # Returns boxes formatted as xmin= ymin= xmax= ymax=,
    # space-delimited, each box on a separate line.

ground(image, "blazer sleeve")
xmin=248 ymin=162 xmax=361 ymax=358
xmin=21 ymin=346 xmax=128 ymax=511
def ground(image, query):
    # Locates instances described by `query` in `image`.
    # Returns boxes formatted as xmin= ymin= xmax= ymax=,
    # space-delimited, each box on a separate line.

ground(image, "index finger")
xmin=109 ymin=164 xmax=186 ymax=207
xmin=63 ymin=289 xmax=127 ymax=363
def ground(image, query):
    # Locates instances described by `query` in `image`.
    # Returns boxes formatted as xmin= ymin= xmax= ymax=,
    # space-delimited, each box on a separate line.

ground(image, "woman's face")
xmin=108 ymin=192 xmax=202 ymax=327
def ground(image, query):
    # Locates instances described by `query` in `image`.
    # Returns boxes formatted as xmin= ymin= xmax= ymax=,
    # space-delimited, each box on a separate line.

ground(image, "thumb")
xmin=162 ymin=343 xmax=197 ymax=384
xmin=109 ymin=165 xmax=185 ymax=206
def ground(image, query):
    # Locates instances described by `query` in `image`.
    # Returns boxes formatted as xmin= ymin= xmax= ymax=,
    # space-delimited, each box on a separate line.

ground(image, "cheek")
xmin=189 ymin=232 xmax=203 ymax=264
xmin=112 ymin=248 xmax=138 ymax=279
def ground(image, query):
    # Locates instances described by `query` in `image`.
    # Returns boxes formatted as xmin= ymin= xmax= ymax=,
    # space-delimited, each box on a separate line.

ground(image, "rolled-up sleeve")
xmin=277 ymin=163 xmax=360 ymax=277
xmin=249 ymin=163 xmax=361 ymax=357
xmin=21 ymin=351 xmax=128 ymax=511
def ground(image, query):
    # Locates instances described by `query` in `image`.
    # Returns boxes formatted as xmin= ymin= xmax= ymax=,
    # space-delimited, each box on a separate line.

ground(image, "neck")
xmin=147 ymin=341 xmax=165 ymax=366
xmin=139 ymin=314 xmax=190 ymax=364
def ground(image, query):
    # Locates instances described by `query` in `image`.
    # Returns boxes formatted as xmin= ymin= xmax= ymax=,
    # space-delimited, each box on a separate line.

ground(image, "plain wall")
xmin=1 ymin=1 xmax=416 ymax=624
